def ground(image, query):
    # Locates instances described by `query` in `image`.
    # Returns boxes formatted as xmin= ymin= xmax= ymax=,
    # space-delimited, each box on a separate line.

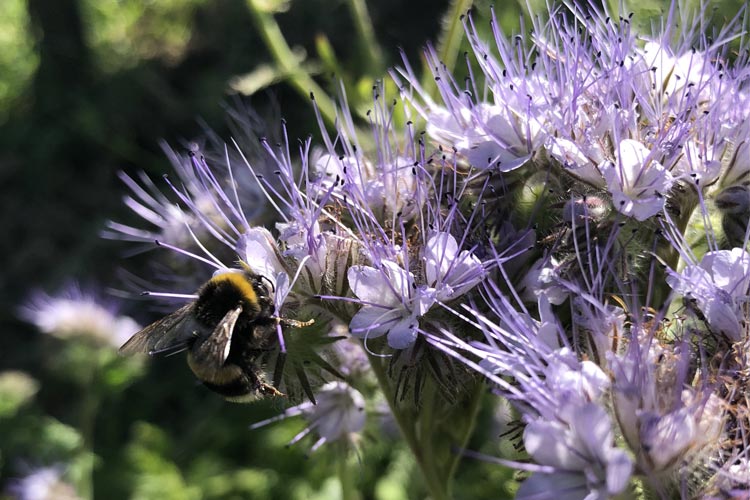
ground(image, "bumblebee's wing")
xmin=191 ymin=306 xmax=242 ymax=369
xmin=119 ymin=303 xmax=201 ymax=356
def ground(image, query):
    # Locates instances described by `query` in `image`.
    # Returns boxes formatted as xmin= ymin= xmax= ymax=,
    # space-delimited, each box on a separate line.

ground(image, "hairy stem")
xmin=366 ymin=354 xmax=450 ymax=500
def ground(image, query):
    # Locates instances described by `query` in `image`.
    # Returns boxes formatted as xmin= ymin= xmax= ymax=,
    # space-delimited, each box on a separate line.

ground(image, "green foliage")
xmin=0 ymin=371 xmax=38 ymax=419
xmin=81 ymin=0 xmax=209 ymax=73
xmin=0 ymin=0 xmax=37 ymax=124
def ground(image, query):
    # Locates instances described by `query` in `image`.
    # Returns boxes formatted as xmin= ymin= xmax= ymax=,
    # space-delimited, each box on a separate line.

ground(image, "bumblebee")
xmin=120 ymin=268 xmax=299 ymax=402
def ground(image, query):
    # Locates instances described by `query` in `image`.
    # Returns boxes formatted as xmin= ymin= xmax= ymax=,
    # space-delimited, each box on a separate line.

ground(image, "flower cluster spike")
xmin=111 ymin=1 xmax=750 ymax=497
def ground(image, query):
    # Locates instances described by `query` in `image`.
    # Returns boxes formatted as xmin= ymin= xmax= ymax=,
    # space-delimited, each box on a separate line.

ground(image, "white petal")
xmin=704 ymin=296 xmax=742 ymax=342
xmin=386 ymin=315 xmax=419 ymax=349
xmin=349 ymin=306 xmax=401 ymax=340
xmin=380 ymin=260 xmax=413 ymax=299
xmin=524 ymin=419 xmax=587 ymax=470
xmin=413 ymin=287 xmax=437 ymax=316
xmin=241 ymin=227 xmax=285 ymax=287
xmin=347 ymin=264 xmax=403 ymax=307
xmin=605 ymin=449 xmax=633 ymax=495
xmin=570 ymin=404 xmax=613 ymax=461
xmin=425 ymin=232 xmax=458 ymax=286
xmin=601 ymin=140 xmax=673 ymax=221
xmin=579 ymin=361 xmax=610 ymax=400
xmin=640 ymin=409 xmax=695 ymax=471
xmin=516 ymin=472 xmax=589 ymax=500
xmin=702 ymin=248 xmax=750 ymax=291
xmin=548 ymin=137 xmax=603 ymax=186
xmin=425 ymin=232 xmax=485 ymax=298
xmin=445 ymin=251 xmax=485 ymax=297
xmin=273 ymin=271 xmax=293 ymax=307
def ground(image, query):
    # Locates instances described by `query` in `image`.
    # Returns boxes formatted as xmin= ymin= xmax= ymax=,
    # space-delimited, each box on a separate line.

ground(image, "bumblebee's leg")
xmin=240 ymin=362 xmax=284 ymax=397
xmin=258 ymin=382 xmax=284 ymax=397
xmin=279 ymin=318 xmax=315 ymax=328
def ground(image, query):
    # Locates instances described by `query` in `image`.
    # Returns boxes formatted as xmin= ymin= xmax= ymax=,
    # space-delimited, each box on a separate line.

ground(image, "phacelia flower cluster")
xmin=110 ymin=1 xmax=750 ymax=497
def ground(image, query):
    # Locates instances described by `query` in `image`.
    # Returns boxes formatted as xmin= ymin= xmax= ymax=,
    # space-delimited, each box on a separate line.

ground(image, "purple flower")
xmin=608 ymin=341 xmax=724 ymax=477
xmin=600 ymin=139 xmax=674 ymax=221
xmin=347 ymin=260 xmax=434 ymax=349
xmin=104 ymin=143 xmax=268 ymax=252
xmin=667 ymin=248 xmax=750 ymax=342
xmin=424 ymin=102 xmax=545 ymax=171
xmin=519 ymin=404 xmax=633 ymax=500
xmin=424 ymin=232 xmax=486 ymax=301
xmin=313 ymin=152 xmax=422 ymax=220
xmin=519 ymin=257 xmax=568 ymax=305
xmin=106 ymin=0 xmax=750 ymax=496
xmin=250 ymin=381 xmax=366 ymax=452
xmin=347 ymin=232 xmax=485 ymax=350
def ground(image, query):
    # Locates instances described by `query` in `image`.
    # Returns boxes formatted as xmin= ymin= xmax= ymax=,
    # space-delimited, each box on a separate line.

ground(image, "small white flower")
xmin=609 ymin=342 xmax=724 ymax=477
xmin=520 ymin=257 xmax=568 ymax=306
xmin=667 ymin=248 xmax=750 ymax=342
xmin=305 ymin=381 xmax=366 ymax=445
xmin=543 ymin=348 xmax=610 ymax=421
xmin=240 ymin=226 xmax=287 ymax=289
xmin=277 ymin=220 xmax=328 ymax=292
xmin=313 ymin=153 xmax=420 ymax=219
xmin=347 ymin=261 xmax=435 ymax=349
xmin=638 ymin=391 xmax=723 ymax=472
xmin=640 ymin=41 xmax=713 ymax=104
xmin=547 ymin=137 xmax=605 ymax=187
xmin=424 ymin=232 xmax=485 ymax=301
xmin=672 ymin=140 xmax=721 ymax=186
xmin=600 ymin=139 xmax=674 ymax=220
xmin=719 ymin=121 xmax=750 ymax=187
xmin=427 ymin=102 xmax=543 ymax=171
xmin=250 ymin=381 xmax=366 ymax=452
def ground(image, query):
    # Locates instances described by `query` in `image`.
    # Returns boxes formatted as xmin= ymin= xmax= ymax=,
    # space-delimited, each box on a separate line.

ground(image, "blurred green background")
xmin=0 ymin=0 xmax=745 ymax=498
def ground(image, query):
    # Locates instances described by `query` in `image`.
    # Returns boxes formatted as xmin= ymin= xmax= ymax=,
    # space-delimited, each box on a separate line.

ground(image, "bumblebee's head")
xmin=194 ymin=270 xmax=274 ymax=328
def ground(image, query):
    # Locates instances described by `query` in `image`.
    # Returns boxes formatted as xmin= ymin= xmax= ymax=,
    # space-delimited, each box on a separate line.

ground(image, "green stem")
xmin=444 ymin=381 xmax=483 ymax=482
xmin=344 ymin=0 xmax=385 ymax=74
xmin=415 ymin=378 xmax=451 ymax=499
xmin=246 ymin=0 xmax=338 ymax=127
xmin=338 ymin=447 xmax=360 ymax=500
xmin=78 ymin=358 xmax=100 ymax=500
xmin=366 ymin=354 xmax=450 ymax=500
